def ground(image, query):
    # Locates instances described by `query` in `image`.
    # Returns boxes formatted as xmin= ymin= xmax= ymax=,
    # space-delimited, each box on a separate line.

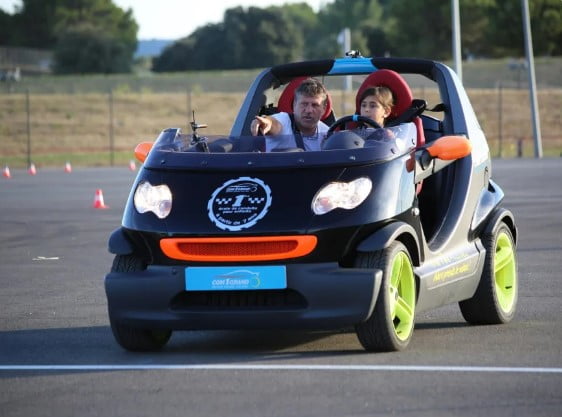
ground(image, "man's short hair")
xmin=294 ymin=78 xmax=328 ymax=106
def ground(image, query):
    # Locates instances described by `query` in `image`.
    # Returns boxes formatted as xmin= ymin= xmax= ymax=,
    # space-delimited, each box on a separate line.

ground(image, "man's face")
xmin=294 ymin=94 xmax=326 ymax=133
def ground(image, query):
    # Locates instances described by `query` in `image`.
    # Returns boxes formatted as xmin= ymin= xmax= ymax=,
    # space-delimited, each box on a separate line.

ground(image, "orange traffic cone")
xmin=128 ymin=159 xmax=136 ymax=171
xmin=93 ymin=189 xmax=109 ymax=209
xmin=28 ymin=163 xmax=37 ymax=175
xmin=3 ymin=165 xmax=11 ymax=178
xmin=64 ymin=161 xmax=72 ymax=173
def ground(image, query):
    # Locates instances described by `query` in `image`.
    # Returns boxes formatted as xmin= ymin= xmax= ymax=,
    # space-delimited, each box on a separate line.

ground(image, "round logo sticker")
xmin=207 ymin=177 xmax=272 ymax=231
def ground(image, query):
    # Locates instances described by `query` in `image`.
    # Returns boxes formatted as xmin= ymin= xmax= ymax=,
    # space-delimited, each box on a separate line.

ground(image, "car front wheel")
xmin=108 ymin=255 xmax=172 ymax=352
xmin=355 ymin=242 xmax=416 ymax=352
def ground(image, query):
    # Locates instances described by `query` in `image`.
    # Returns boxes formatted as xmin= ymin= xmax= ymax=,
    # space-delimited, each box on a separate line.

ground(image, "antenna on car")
xmin=190 ymin=110 xmax=209 ymax=152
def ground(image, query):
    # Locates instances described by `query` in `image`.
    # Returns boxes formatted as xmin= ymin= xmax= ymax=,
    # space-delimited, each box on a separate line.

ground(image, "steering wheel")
xmin=326 ymin=115 xmax=382 ymax=138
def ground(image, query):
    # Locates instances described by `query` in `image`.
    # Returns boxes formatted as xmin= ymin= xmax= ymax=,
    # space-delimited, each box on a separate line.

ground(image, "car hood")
xmin=122 ymin=155 xmax=415 ymax=236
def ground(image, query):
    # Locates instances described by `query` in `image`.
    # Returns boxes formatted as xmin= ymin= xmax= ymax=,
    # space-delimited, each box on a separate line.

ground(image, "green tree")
xmin=267 ymin=3 xmax=317 ymax=60
xmin=6 ymin=0 xmax=59 ymax=48
xmin=383 ymin=0 xmax=560 ymax=59
xmin=385 ymin=0 xmax=451 ymax=59
xmin=152 ymin=0 xmax=560 ymax=68
xmin=54 ymin=0 xmax=137 ymax=49
xmin=0 ymin=9 xmax=16 ymax=45
xmin=52 ymin=0 xmax=137 ymax=73
xmin=153 ymin=6 xmax=300 ymax=71
xmin=1 ymin=0 xmax=138 ymax=73
xmin=151 ymin=38 xmax=193 ymax=72
xmin=485 ymin=0 xmax=561 ymax=56
xmin=53 ymin=23 xmax=133 ymax=73
xmin=363 ymin=26 xmax=393 ymax=57
xmin=153 ymin=24 xmax=230 ymax=72
xmin=457 ymin=0 xmax=495 ymax=58
xmin=312 ymin=0 xmax=385 ymax=58
xmin=223 ymin=7 xmax=300 ymax=68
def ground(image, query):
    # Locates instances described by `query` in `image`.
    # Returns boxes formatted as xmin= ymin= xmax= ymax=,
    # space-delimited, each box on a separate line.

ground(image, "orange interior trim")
xmin=160 ymin=235 xmax=318 ymax=262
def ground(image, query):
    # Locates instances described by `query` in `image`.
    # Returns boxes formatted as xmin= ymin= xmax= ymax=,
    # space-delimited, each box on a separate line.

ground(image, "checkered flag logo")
xmin=208 ymin=177 xmax=272 ymax=231
xmin=215 ymin=197 xmax=232 ymax=205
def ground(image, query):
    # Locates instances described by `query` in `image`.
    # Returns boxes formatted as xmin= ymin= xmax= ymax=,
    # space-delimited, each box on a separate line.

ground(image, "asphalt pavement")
xmin=0 ymin=159 xmax=561 ymax=417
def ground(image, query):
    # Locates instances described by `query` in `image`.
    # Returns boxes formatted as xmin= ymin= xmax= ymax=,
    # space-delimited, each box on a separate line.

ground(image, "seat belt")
xmin=288 ymin=113 xmax=305 ymax=150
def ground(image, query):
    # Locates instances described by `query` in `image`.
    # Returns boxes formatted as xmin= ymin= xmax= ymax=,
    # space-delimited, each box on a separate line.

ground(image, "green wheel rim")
xmin=494 ymin=231 xmax=517 ymax=313
xmin=389 ymin=251 xmax=416 ymax=341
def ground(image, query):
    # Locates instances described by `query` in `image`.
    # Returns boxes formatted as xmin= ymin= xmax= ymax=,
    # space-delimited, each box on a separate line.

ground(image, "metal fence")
xmin=1 ymin=84 xmax=559 ymax=169
xmin=0 ymin=46 xmax=53 ymax=75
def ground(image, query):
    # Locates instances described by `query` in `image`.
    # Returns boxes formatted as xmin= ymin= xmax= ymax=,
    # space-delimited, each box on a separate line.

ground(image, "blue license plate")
xmin=185 ymin=265 xmax=287 ymax=291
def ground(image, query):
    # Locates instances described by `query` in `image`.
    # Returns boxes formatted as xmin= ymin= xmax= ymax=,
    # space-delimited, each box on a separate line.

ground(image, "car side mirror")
xmin=134 ymin=142 xmax=153 ymax=163
xmin=426 ymin=135 xmax=472 ymax=160
xmin=413 ymin=136 xmax=473 ymax=183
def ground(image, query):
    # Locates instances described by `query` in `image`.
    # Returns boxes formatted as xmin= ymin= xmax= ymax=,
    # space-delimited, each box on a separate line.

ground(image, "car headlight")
xmin=133 ymin=181 xmax=172 ymax=219
xmin=312 ymin=177 xmax=372 ymax=215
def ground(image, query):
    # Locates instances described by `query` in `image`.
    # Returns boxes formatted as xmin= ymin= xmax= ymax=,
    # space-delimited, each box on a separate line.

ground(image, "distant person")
xmin=250 ymin=77 xmax=330 ymax=151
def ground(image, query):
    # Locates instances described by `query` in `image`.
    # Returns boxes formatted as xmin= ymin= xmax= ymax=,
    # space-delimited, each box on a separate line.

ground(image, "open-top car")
xmin=104 ymin=53 xmax=518 ymax=352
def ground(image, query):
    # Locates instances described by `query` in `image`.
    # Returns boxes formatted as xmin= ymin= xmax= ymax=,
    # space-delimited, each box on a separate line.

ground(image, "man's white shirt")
xmin=265 ymin=112 xmax=329 ymax=152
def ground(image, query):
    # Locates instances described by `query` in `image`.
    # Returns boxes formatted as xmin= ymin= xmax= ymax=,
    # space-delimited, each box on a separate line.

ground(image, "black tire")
xmin=459 ymin=223 xmax=518 ymax=324
xmin=110 ymin=321 xmax=172 ymax=352
xmin=109 ymin=255 xmax=172 ymax=352
xmin=354 ymin=242 xmax=416 ymax=352
xmin=111 ymin=253 xmax=146 ymax=273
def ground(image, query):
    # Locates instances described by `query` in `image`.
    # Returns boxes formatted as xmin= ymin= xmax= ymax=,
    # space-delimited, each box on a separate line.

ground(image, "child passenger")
xmin=358 ymin=86 xmax=394 ymax=127
xmin=352 ymin=86 xmax=396 ymax=141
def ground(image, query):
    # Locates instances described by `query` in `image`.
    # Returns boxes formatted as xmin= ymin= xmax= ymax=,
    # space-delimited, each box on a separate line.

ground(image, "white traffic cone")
xmin=93 ymin=189 xmax=109 ymax=209
xmin=28 ymin=163 xmax=37 ymax=175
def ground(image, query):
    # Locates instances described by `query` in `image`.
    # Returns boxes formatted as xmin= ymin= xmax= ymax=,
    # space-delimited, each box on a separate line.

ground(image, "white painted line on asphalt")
xmin=1 ymin=364 xmax=561 ymax=373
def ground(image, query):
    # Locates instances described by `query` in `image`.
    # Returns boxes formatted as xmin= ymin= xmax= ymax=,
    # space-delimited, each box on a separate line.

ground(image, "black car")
xmin=105 ymin=54 xmax=518 ymax=352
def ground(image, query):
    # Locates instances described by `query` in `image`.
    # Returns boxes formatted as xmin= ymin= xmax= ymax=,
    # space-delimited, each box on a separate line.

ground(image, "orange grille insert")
xmin=160 ymin=235 xmax=317 ymax=262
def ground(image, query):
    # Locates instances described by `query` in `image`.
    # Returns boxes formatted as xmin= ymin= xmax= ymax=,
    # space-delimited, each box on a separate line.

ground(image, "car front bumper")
xmin=105 ymin=262 xmax=382 ymax=330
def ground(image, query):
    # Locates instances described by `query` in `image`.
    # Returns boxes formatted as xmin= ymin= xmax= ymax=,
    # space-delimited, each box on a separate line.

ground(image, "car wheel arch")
xmin=108 ymin=227 xmax=134 ymax=255
xmin=356 ymin=222 xmax=421 ymax=266
xmin=483 ymin=208 xmax=517 ymax=246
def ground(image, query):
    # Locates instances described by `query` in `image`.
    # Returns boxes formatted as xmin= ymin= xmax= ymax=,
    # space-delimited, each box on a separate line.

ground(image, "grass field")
xmin=2 ymin=56 xmax=561 ymax=94
xmin=1 ymin=57 xmax=561 ymax=168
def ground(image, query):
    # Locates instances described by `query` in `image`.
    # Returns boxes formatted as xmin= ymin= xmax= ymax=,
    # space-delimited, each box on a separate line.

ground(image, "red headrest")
xmin=278 ymin=76 xmax=333 ymax=121
xmin=355 ymin=69 xmax=413 ymax=118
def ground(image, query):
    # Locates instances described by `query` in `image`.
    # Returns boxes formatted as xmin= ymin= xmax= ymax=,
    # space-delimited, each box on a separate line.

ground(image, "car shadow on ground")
xmin=0 ymin=325 xmax=362 ymax=364
xmin=1 ymin=320 xmax=472 ymax=364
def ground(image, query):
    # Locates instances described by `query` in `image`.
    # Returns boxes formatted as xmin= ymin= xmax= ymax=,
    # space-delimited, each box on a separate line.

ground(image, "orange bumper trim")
xmin=160 ymin=235 xmax=318 ymax=262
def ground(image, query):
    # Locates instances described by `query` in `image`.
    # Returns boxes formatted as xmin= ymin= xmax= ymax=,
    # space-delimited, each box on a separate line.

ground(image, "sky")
xmin=0 ymin=0 xmax=328 ymax=40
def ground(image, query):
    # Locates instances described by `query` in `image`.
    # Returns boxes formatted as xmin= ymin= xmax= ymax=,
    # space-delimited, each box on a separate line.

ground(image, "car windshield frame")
xmin=143 ymin=123 xmax=417 ymax=171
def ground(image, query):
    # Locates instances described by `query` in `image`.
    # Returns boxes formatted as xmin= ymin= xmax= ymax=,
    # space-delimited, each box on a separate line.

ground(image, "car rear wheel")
xmin=459 ymin=223 xmax=517 ymax=324
xmin=354 ymin=242 xmax=416 ymax=352
xmin=109 ymin=255 xmax=172 ymax=352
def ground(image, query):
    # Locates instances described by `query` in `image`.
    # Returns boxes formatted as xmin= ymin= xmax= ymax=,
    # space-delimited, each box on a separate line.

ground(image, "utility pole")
xmin=521 ymin=0 xmax=542 ymax=158
xmin=452 ymin=0 xmax=462 ymax=82
xmin=337 ymin=28 xmax=352 ymax=91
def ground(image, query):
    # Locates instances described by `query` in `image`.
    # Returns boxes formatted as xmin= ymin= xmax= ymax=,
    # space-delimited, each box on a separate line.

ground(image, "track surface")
xmin=1 ymin=159 xmax=561 ymax=417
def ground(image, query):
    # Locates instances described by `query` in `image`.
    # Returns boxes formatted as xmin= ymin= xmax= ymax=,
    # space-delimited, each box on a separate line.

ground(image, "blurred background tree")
xmin=153 ymin=6 xmax=300 ymax=71
xmin=2 ymin=0 xmax=137 ymax=74
xmin=1 ymin=0 xmax=560 ymax=73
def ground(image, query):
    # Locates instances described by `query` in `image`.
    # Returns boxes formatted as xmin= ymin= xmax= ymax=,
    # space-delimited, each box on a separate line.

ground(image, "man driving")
xmin=250 ymin=77 xmax=329 ymax=152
